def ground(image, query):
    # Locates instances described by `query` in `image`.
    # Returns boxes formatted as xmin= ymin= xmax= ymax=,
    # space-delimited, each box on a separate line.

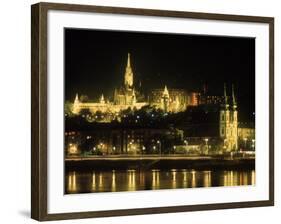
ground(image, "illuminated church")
xmin=72 ymin=53 xmax=187 ymax=115
xmin=219 ymin=84 xmax=238 ymax=151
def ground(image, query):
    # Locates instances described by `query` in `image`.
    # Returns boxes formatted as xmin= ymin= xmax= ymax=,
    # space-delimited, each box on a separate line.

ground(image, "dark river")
xmin=65 ymin=169 xmax=255 ymax=194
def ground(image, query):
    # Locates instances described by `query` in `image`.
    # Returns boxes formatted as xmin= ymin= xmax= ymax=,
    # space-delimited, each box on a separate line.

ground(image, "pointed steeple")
xmin=223 ymin=83 xmax=229 ymax=109
xmin=72 ymin=93 xmax=80 ymax=114
xmin=74 ymin=93 xmax=79 ymax=104
xmin=162 ymin=85 xmax=170 ymax=112
xmin=100 ymin=94 xmax=105 ymax=104
xmin=127 ymin=53 xmax=131 ymax=67
xmin=124 ymin=53 xmax=133 ymax=89
xmin=163 ymin=85 xmax=169 ymax=98
xmin=232 ymin=84 xmax=237 ymax=110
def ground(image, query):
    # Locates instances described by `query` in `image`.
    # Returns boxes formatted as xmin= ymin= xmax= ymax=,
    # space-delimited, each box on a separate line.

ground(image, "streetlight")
xmin=68 ymin=143 xmax=78 ymax=155
xmin=251 ymin=139 xmax=255 ymax=150
xmin=184 ymin=140 xmax=188 ymax=154
xmin=128 ymin=142 xmax=132 ymax=153
xmin=153 ymin=145 xmax=156 ymax=154
xmin=142 ymin=146 xmax=146 ymax=155
xmin=92 ymin=146 xmax=96 ymax=154
xmin=157 ymin=140 xmax=161 ymax=156
xmin=112 ymin=146 xmax=116 ymax=154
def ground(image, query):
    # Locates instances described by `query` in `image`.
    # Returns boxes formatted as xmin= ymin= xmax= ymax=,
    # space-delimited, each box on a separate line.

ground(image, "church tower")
xmin=219 ymin=84 xmax=238 ymax=152
xmin=231 ymin=84 xmax=238 ymax=150
xmin=220 ymin=84 xmax=230 ymax=151
xmin=162 ymin=85 xmax=170 ymax=112
xmin=100 ymin=94 xmax=105 ymax=104
xmin=72 ymin=93 xmax=80 ymax=114
xmin=124 ymin=53 xmax=133 ymax=90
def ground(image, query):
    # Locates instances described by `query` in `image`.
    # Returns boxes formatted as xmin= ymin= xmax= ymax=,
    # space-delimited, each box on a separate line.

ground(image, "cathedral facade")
xmin=72 ymin=53 xmax=187 ymax=115
xmin=219 ymin=84 xmax=238 ymax=151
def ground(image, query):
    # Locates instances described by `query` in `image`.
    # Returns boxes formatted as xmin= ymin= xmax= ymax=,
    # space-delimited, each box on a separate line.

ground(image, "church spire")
xmin=74 ymin=93 xmax=79 ymax=104
xmin=124 ymin=53 xmax=133 ymax=89
xmin=127 ymin=53 xmax=131 ymax=67
xmin=163 ymin=85 xmax=169 ymax=98
xmin=232 ymin=84 xmax=237 ymax=110
xmin=223 ymin=83 xmax=229 ymax=109
xmin=100 ymin=94 xmax=105 ymax=104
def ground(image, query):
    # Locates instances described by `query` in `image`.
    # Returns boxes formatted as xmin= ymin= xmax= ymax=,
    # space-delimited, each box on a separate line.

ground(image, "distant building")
xmin=197 ymin=83 xmax=224 ymax=106
xmin=69 ymin=53 xmax=241 ymax=154
xmin=238 ymin=123 xmax=255 ymax=140
xmin=182 ymin=84 xmax=239 ymax=153
xmin=219 ymin=84 xmax=238 ymax=151
xmin=71 ymin=53 xmax=188 ymax=116
xmin=238 ymin=122 xmax=255 ymax=150
xmin=72 ymin=53 xmax=148 ymax=115
xmin=188 ymin=92 xmax=199 ymax=106
xmin=149 ymin=87 xmax=188 ymax=112
xmin=65 ymin=125 xmax=184 ymax=155
xmin=198 ymin=94 xmax=224 ymax=105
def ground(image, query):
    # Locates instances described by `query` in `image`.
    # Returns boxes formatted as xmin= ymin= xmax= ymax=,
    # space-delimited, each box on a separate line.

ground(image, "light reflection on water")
xmin=65 ymin=169 xmax=255 ymax=194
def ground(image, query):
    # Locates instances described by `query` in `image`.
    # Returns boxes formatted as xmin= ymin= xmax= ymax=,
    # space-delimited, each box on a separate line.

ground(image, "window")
xmin=221 ymin=127 xmax=225 ymax=136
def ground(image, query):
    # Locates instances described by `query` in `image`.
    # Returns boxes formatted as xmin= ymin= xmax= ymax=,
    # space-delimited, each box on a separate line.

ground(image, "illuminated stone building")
xmin=72 ymin=53 xmax=148 ymax=115
xmin=188 ymin=92 xmax=199 ymax=106
xmin=238 ymin=123 xmax=255 ymax=140
xmin=149 ymin=87 xmax=188 ymax=112
xmin=71 ymin=53 xmax=188 ymax=116
xmin=219 ymin=84 xmax=238 ymax=151
xmin=238 ymin=122 xmax=255 ymax=150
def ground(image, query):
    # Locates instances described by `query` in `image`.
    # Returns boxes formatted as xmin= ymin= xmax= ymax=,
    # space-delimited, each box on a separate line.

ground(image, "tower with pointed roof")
xmin=219 ymin=84 xmax=238 ymax=151
xmin=72 ymin=93 xmax=80 ymax=114
xmin=161 ymin=85 xmax=170 ymax=112
xmin=231 ymin=84 xmax=238 ymax=150
xmin=100 ymin=94 xmax=105 ymax=104
xmin=124 ymin=53 xmax=133 ymax=90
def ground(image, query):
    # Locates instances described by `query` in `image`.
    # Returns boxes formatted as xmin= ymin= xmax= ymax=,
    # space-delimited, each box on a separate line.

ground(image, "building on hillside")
xmin=71 ymin=53 xmax=188 ymax=116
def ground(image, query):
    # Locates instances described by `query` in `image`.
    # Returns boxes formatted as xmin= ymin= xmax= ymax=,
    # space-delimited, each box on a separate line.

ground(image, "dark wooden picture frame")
xmin=31 ymin=2 xmax=274 ymax=221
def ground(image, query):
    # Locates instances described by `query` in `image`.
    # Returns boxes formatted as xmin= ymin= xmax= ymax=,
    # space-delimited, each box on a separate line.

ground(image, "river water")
xmin=65 ymin=169 xmax=255 ymax=194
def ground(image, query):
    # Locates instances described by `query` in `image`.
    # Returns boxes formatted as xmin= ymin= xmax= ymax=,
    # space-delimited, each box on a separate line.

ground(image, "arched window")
xmin=221 ymin=127 xmax=225 ymax=136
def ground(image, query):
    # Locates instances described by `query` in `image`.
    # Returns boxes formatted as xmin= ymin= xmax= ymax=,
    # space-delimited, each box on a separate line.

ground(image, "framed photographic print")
xmin=31 ymin=2 xmax=274 ymax=221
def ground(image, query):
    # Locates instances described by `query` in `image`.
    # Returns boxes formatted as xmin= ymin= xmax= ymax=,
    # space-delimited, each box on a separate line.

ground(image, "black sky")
xmin=65 ymin=28 xmax=255 ymax=121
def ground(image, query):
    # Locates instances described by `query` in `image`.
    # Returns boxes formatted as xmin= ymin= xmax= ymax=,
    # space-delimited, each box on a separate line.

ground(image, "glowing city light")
xmin=68 ymin=143 xmax=78 ymax=154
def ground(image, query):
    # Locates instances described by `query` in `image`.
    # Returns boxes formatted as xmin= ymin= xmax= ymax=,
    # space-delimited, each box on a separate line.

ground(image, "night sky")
xmin=65 ymin=28 xmax=255 ymax=121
